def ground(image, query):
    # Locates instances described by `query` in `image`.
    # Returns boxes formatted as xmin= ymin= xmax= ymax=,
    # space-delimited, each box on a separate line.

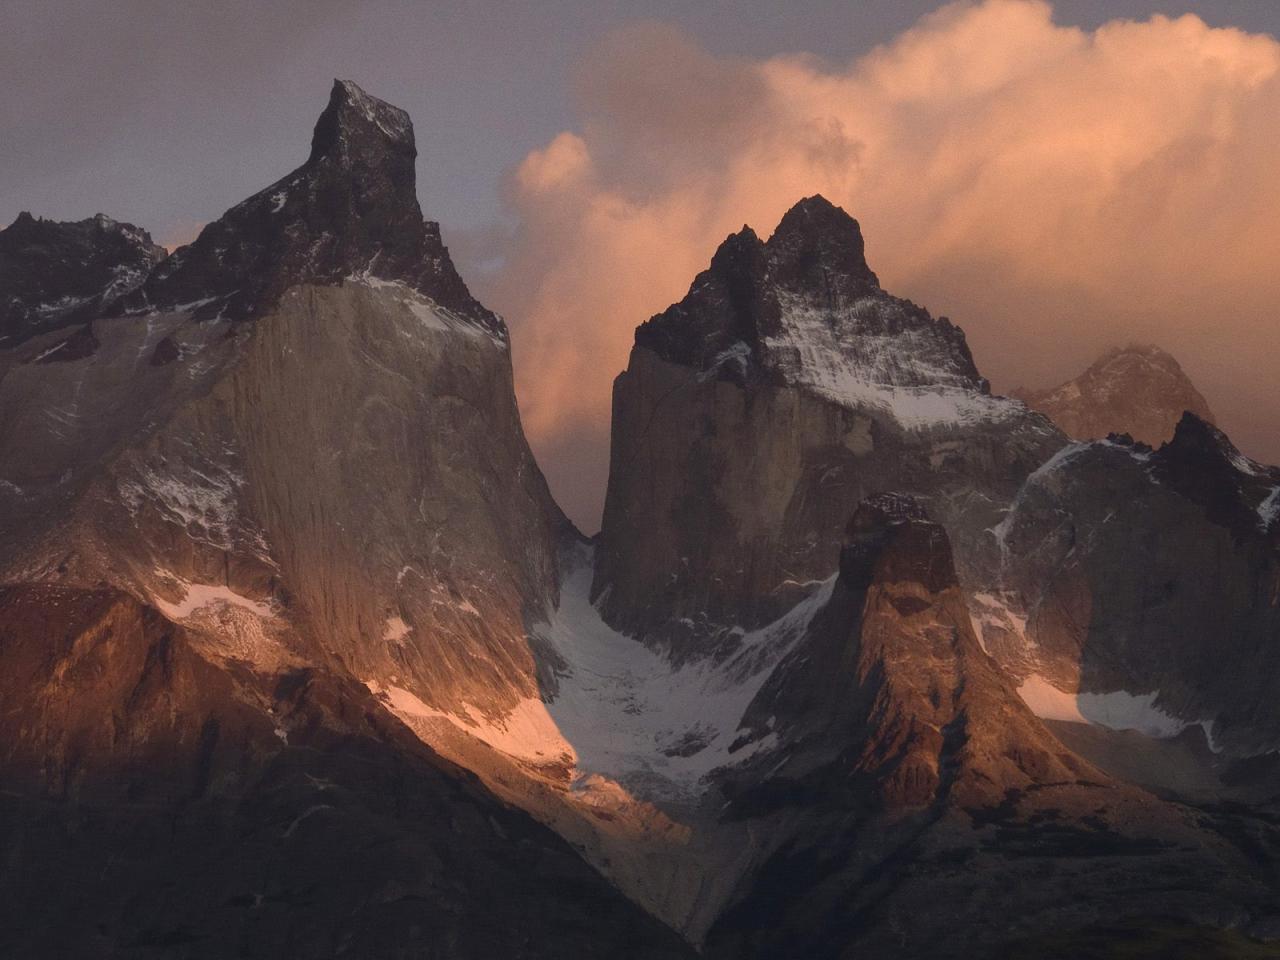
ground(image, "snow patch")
xmin=699 ymin=340 xmax=750 ymax=381
xmin=761 ymin=293 xmax=1027 ymax=429
xmin=1017 ymin=675 xmax=1085 ymax=723
xmin=968 ymin=592 xmax=1031 ymax=655
xmin=1018 ymin=674 xmax=1217 ymax=743
xmin=530 ymin=548 xmax=828 ymax=798
xmin=345 ymin=273 xmax=503 ymax=345
xmin=383 ymin=616 xmax=411 ymax=642
xmin=366 ymin=681 xmax=572 ymax=764
xmin=1259 ymin=486 xmax=1280 ymax=530
xmin=154 ymin=581 xmax=276 ymax=621
xmin=1231 ymin=451 xmax=1264 ymax=477
xmin=119 ymin=459 xmax=244 ymax=550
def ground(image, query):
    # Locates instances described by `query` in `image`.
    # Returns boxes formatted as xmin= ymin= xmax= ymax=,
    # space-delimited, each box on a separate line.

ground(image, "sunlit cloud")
xmin=159 ymin=219 xmax=206 ymax=253
xmin=482 ymin=0 xmax=1280 ymax=530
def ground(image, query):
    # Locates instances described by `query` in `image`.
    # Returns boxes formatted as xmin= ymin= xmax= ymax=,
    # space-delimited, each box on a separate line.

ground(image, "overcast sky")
xmin=4 ymin=1 xmax=1278 ymax=530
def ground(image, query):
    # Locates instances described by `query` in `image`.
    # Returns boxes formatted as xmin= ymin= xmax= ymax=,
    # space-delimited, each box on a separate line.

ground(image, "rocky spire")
xmin=765 ymin=194 xmax=880 ymax=297
xmin=631 ymin=194 xmax=980 ymax=388
xmin=732 ymin=493 xmax=1091 ymax=812
xmin=131 ymin=80 xmax=502 ymax=336
xmin=308 ymin=78 xmax=416 ymax=166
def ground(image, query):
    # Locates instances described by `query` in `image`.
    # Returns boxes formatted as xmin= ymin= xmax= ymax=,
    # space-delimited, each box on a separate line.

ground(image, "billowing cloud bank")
xmin=484 ymin=0 xmax=1280 ymax=530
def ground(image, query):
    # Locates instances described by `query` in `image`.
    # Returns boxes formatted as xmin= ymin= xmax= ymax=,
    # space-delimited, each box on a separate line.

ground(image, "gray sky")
xmin=4 ymin=1 xmax=1278 ymax=530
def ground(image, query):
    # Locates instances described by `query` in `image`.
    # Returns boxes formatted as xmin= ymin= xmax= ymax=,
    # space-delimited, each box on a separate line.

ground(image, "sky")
xmin=3 ymin=0 xmax=1278 ymax=531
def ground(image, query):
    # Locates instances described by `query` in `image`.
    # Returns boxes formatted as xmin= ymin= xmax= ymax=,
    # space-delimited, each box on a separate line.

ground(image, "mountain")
xmin=705 ymin=494 xmax=1277 ymax=959
xmin=0 ymin=211 xmax=165 ymax=351
xmin=593 ymin=196 xmax=1061 ymax=645
xmin=984 ymin=413 xmax=1280 ymax=758
xmin=5 ymin=83 xmax=1280 ymax=959
xmin=1014 ymin=344 xmax=1215 ymax=447
xmin=0 ymin=583 xmax=691 ymax=959
xmin=0 ymin=80 xmax=688 ymax=959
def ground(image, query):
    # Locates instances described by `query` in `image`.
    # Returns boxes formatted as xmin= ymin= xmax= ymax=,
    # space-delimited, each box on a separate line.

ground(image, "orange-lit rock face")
xmin=1014 ymin=344 xmax=1216 ymax=447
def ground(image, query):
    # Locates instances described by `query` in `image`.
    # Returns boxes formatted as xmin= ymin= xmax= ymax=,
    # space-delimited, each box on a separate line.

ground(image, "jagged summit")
xmin=310 ymin=78 xmax=416 ymax=163
xmin=1015 ymin=342 xmax=1214 ymax=447
xmin=595 ymin=196 xmax=1061 ymax=637
xmin=129 ymin=80 xmax=502 ymax=336
xmin=634 ymin=195 xmax=986 ymax=407
xmin=0 ymin=211 xmax=164 ymax=346
xmin=1154 ymin=411 xmax=1280 ymax=537
xmin=839 ymin=492 xmax=955 ymax=593
xmin=766 ymin=194 xmax=880 ymax=294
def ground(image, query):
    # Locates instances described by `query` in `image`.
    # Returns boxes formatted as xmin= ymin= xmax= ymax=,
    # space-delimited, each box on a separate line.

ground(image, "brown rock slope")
xmin=0 ymin=584 xmax=692 ymax=959
xmin=1014 ymin=344 xmax=1214 ymax=447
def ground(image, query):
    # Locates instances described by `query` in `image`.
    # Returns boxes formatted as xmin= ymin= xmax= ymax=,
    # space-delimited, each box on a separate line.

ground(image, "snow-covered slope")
xmin=375 ymin=543 xmax=829 ymax=801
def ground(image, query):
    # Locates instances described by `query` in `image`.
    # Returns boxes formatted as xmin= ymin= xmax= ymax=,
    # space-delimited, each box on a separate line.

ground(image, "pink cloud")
xmin=483 ymin=1 xmax=1280 ymax=530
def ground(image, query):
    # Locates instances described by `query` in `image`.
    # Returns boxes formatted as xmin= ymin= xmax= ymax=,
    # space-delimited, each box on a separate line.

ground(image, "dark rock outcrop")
xmin=991 ymin=414 xmax=1280 ymax=754
xmin=0 ymin=211 xmax=164 ymax=347
xmin=127 ymin=79 xmax=501 ymax=336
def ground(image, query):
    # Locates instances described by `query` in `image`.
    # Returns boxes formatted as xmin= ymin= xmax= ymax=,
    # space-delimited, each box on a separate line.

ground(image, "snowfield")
xmin=372 ymin=545 xmax=832 ymax=801
xmin=761 ymin=293 xmax=1028 ymax=429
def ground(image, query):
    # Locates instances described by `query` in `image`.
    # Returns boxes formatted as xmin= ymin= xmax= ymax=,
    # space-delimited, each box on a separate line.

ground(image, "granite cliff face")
xmin=1014 ymin=344 xmax=1214 ymax=447
xmin=0 ymin=80 xmax=692 ymax=959
xmin=593 ymin=196 xmax=1061 ymax=645
xmin=0 ymin=80 xmax=569 ymax=719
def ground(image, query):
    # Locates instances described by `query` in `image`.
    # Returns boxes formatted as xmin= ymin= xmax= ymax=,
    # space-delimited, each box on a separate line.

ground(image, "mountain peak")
xmin=1015 ymin=342 xmax=1214 ymax=447
xmin=309 ymin=78 xmax=415 ymax=165
xmin=766 ymin=194 xmax=879 ymax=293
xmin=0 ymin=212 xmax=164 ymax=345
xmin=1152 ymin=411 xmax=1279 ymax=538
xmin=130 ymin=80 xmax=501 ymax=336
xmin=839 ymin=493 xmax=957 ymax=593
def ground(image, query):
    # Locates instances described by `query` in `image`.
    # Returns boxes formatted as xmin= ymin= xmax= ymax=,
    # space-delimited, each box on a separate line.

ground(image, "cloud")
xmin=482 ymin=0 xmax=1280 ymax=531
xmin=158 ymin=220 xmax=206 ymax=253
